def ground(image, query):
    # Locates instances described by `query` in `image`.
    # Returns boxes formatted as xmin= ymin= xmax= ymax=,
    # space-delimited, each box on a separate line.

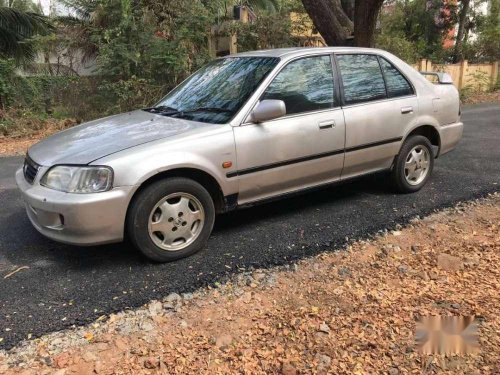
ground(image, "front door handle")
xmin=401 ymin=106 xmax=413 ymax=114
xmin=319 ymin=120 xmax=335 ymax=130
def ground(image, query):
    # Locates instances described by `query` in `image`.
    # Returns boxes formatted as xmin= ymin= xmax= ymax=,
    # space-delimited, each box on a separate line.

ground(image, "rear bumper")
xmin=438 ymin=121 xmax=463 ymax=156
xmin=16 ymin=168 xmax=134 ymax=246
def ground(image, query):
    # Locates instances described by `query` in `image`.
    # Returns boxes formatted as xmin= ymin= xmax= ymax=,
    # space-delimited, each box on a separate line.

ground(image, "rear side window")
xmin=337 ymin=54 xmax=386 ymax=105
xmin=262 ymin=55 xmax=335 ymax=115
xmin=379 ymin=57 xmax=414 ymax=98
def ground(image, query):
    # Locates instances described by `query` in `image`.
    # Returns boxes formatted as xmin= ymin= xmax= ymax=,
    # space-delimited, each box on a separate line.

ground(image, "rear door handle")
xmin=401 ymin=106 xmax=413 ymax=114
xmin=319 ymin=120 xmax=335 ymax=130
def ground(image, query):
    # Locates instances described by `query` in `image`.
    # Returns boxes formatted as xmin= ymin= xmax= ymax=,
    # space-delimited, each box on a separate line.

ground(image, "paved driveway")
xmin=0 ymin=103 xmax=498 ymax=349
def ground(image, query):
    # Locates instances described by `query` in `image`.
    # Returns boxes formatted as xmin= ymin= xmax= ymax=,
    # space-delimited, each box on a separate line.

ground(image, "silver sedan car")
xmin=16 ymin=47 xmax=463 ymax=262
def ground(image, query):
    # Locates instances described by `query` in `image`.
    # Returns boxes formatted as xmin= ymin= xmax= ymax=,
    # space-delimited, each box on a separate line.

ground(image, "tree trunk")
xmin=341 ymin=0 xmax=355 ymax=20
xmin=453 ymin=0 xmax=471 ymax=63
xmin=353 ymin=0 xmax=384 ymax=47
xmin=301 ymin=0 xmax=353 ymax=46
xmin=301 ymin=0 xmax=383 ymax=47
xmin=44 ymin=52 xmax=53 ymax=114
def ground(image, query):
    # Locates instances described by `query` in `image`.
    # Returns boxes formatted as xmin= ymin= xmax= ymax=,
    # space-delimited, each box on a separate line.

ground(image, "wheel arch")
xmin=127 ymin=168 xmax=228 ymax=217
xmin=402 ymin=125 xmax=441 ymax=157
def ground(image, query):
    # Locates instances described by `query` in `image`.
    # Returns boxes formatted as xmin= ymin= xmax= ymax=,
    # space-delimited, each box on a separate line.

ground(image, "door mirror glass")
xmin=250 ymin=100 xmax=286 ymax=123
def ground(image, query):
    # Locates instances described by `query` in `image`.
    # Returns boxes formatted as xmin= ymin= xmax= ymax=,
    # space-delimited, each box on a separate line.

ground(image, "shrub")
xmin=375 ymin=35 xmax=419 ymax=64
xmin=0 ymin=108 xmax=77 ymax=138
xmin=0 ymin=59 xmax=17 ymax=109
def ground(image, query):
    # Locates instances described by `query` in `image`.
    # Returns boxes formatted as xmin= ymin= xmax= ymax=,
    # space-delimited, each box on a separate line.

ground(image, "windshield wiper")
xmin=145 ymin=106 xmax=233 ymax=119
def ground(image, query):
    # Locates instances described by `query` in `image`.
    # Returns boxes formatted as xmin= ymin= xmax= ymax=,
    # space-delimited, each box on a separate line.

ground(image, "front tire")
xmin=391 ymin=135 xmax=434 ymax=193
xmin=127 ymin=177 xmax=215 ymax=262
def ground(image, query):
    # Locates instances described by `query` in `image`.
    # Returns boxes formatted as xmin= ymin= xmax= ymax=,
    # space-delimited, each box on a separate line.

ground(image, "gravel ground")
xmin=1 ymin=194 xmax=498 ymax=374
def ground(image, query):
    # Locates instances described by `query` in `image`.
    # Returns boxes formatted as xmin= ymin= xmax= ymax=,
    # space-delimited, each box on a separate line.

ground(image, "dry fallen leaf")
xmin=83 ymin=332 xmax=94 ymax=342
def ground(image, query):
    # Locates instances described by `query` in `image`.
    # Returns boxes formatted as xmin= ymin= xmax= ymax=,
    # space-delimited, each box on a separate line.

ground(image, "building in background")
xmin=27 ymin=0 xmax=97 ymax=76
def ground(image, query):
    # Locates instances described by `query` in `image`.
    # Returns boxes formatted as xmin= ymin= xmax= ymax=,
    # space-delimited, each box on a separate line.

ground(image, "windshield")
xmin=152 ymin=57 xmax=279 ymax=124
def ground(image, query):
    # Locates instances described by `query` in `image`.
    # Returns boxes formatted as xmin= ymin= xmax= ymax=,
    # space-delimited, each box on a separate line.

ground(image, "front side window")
xmin=154 ymin=57 xmax=279 ymax=124
xmin=379 ymin=57 xmax=414 ymax=98
xmin=337 ymin=54 xmax=386 ymax=105
xmin=262 ymin=55 xmax=335 ymax=115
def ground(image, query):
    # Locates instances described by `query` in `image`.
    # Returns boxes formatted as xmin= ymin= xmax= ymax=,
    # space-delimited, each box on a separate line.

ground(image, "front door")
xmin=232 ymin=55 xmax=346 ymax=204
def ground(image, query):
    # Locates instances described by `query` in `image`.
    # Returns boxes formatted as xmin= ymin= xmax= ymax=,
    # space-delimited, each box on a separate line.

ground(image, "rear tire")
xmin=391 ymin=135 xmax=434 ymax=193
xmin=127 ymin=177 xmax=215 ymax=262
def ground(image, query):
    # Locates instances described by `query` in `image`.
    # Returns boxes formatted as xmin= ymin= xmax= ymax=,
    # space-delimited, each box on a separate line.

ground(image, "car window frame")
xmin=334 ymin=53 xmax=389 ymax=106
xmin=333 ymin=52 xmax=416 ymax=108
xmin=376 ymin=55 xmax=415 ymax=99
xmin=240 ymin=53 xmax=341 ymax=125
xmin=260 ymin=54 xmax=339 ymax=117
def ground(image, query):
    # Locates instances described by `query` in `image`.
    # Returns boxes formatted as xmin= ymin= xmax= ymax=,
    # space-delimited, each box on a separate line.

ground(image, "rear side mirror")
xmin=420 ymin=71 xmax=454 ymax=85
xmin=249 ymin=100 xmax=286 ymax=123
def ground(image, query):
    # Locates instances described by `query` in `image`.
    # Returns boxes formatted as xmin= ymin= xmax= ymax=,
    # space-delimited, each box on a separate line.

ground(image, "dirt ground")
xmin=0 ymin=137 xmax=42 ymax=156
xmin=0 ymin=194 xmax=498 ymax=374
xmin=461 ymin=90 xmax=500 ymax=105
xmin=0 ymin=121 xmax=74 ymax=157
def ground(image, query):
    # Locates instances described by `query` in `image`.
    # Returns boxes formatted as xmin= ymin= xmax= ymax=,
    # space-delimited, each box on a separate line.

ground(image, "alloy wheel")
xmin=404 ymin=145 xmax=431 ymax=186
xmin=148 ymin=193 xmax=205 ymax=251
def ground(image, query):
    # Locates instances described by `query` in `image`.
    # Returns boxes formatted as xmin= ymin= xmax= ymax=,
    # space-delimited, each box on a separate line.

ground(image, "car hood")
xmin=28 ymin=110 xmax=213 ymax=166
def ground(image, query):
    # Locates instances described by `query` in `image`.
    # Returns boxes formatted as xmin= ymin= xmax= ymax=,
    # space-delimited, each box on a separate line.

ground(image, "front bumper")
xmin=438 ymin=121 xmax=463 ymax=156
xmin=16 ymin=168 xmax=135 ymax=246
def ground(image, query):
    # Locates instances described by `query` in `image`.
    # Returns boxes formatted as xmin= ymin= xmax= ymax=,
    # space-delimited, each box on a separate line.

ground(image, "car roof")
xmin=228 ymin=47 xmax=386 ymax=59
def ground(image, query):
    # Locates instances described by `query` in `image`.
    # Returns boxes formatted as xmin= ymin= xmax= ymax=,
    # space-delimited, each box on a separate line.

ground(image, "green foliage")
xmin=0 ymin=58 xmax=16 ymax=107
xmin=98 ymin=77 xmax=163 ymax=114
xmin=94 ymin=0 xmax=211 ymax=81
xmin=469 ymin=70 xmax=494 ymax=91
xmin=375 ymin=34 xmax=419 ymax=63
xmin=376 ymin=0 xmax=457 ymax=63
xmin=230 ymin=12 xmax=296 ymax=51
xmin=1 ymin=0 xmax=498 ymax=137
xmin=0 ymin=5 xmax=53 ymax=62
xmin=462 ymin=0 xmax=500 ymax=62
xmin=459 ymin=70 xmax=496 ymax=101
xmin=224 ymin=0 xmax=307 ymax=52
xmin=0 ymin=107 xmax=76 ymax=137
xmin=53 ymin=0 xmax=213 ymax=113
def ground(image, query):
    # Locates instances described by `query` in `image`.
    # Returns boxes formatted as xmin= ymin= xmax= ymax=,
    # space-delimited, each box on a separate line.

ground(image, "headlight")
xmin=40 ymin=166 xmax=113 ymax=193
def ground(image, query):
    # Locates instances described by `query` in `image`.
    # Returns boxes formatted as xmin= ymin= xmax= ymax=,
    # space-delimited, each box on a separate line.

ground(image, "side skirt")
xmin=222 ymin=168 xmax=392 ymax=212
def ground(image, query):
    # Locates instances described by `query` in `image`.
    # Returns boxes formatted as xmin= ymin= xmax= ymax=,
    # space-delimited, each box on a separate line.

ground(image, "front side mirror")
xmin=249 ymin=100 xmax=286 ymax=123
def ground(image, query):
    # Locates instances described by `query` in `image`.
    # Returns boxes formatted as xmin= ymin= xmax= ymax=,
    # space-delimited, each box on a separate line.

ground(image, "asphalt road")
xmin=0 ymin=103 xmax=498 ymax=350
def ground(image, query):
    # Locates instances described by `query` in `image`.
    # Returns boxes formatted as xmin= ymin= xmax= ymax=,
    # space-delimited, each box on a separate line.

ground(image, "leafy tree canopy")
xmin=0 ymin=0 xmax=53 ymax=62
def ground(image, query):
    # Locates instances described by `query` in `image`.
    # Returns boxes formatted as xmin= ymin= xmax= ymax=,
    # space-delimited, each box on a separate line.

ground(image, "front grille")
xmin=23 ymin=156 xmax=40 ymax=184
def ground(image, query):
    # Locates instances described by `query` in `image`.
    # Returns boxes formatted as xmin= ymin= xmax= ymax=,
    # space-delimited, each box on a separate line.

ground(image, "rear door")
xmin=232 ymin=54 xmax=346 ymax=204
xmin=335 ymin=54 xmax=418 ymax=179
